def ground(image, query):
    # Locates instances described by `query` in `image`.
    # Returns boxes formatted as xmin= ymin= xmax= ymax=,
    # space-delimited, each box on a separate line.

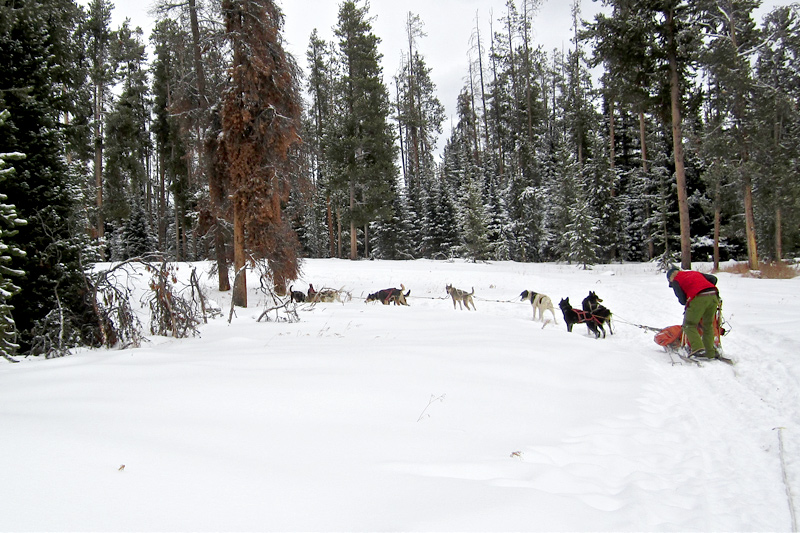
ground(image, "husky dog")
xmin=366 ymin=284 xmax=410 ymax=306
xmin=309 ymin=288 xmax=343 ymax=303
xmin=559 ymin=297 xmax=603 ymax=338
xmin=582 ymin=291 xmax=612 ymax=335
xmin=446 ymin=284 xmax=476 ymax=311
xmin=519 ymin=290 xmax=558 ymax=323
xmin=307 ymin=283 xmax=317 ymax=301
xmin=289 ymin=285 xmax=306 ymax=303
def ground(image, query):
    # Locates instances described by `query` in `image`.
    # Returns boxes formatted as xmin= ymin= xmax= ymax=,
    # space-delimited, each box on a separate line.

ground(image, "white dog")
xmin=519 ymin=290 xmax=558 ymax=323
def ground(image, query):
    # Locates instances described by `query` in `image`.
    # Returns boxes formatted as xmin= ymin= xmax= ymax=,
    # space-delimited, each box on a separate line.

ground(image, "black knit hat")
xmin=666 ymin=266 xmax=679 ymax=282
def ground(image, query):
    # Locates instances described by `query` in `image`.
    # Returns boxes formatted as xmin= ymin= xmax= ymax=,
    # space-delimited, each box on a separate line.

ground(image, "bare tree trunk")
xmin=209 ymin=174 xmax=230 ymax=290
xmin=349 ymin=180 xmax=357 ymax=260
xmin=327 ymin=194 xmax=335 ymax=258
xmin=488 ymin=19 xmax=505 ymax=176
xmin=521 ymin=1 xmax=534 ymax=145
xmin=667 ymin=8 xmax=691 ymax=269
xmin=475 ymin=16 xmax=491 ymax=155
xmin=608 ymin=99 xmax=616 ymax=170
xmin=775 ymin=206 xmax=783 ymax=261
xmin=714 ymin=179 xmax=721 ymax=271
xmin=639 ymin=111 xmax=655 ymax=260
xmin=506 ymin=3 xmax=522 ymax=175
xmin=189 ymin=0 xmax=206 ymax=107
xmin=94 ymin=83 xmax=104 ymax=253
xmin=639 ymin=111 xmax=648 ymax=174
xmin=158 ymin=152 xmax=166 ymax=250
xmin=395 ymin=83 xmax=407 ymax=187
xmin=467 ymin=62 xmax=480 ymax=164
xmin=336 ymin=204 xmax=342 ymax=259
xmin=742 ymin=174 xmax=759 ymax=269
xmin=190 ymin=0 xmax=229 ymax=291
xmin=232 ymin=202 xmax=247 ymax=307
xmin=726 ymin=11 xmax=759 ymax=270
xmin=174 ymin=208 xmax=181 ymax=261
xmin=407 ymin=13 xmax=421 ymax=184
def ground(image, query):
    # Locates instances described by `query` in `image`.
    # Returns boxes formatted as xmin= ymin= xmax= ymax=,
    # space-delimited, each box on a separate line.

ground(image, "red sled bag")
xmin=654 ymin=325 xmax=683 ymax=350
xmin=654 ymin=317 xmax=725 ymax=352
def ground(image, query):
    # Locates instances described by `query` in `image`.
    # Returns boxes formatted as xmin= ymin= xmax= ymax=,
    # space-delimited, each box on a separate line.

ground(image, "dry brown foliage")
xmin=719 ymin=261 xmax=798 ymax=279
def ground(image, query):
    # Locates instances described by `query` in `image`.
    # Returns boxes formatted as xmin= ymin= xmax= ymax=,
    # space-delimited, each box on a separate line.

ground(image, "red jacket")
xmin=671 ymin=271 xmax=718 ymax=305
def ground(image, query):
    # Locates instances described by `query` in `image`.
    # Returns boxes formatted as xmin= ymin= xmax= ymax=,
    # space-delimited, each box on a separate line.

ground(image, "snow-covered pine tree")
xmin=484 ymin=174 xmax=511 ymax=261
xmin=421 ymin=171 xmax=458 ymax=259
xmin=303 ymin=29 xmax=335 ymax=258
xmin=565 ymin=171 xmax=601 ymax=269
xmin=123 ymin=200 xmax=157 ymax=259
xmin=103 ymin=22 xmax=152 ymax=253
xmin=0 ymin=0 xmax=102 ymax=354
xmin=150 ymin=18 xmax=192 ymax=259
xmin=541 ymin=135 xmax=579 ymax=262
xmin=459 ymin=170 xmax=491 ymax=262
xmin=372 ymin=190 xmax=414 ymax=260
xmin=0 ymin=111 xmax=26 ymax=361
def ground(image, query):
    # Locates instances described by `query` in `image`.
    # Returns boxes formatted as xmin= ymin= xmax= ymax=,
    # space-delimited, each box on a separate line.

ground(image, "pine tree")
xmin=84 ymin=0 xmax=115 ymax=248
xmin=421 ymin=172 xmax=458 ymax=259
xmin=697 ymin=0 xmax=762 ymax=269
xmin=542 ymin=136 xmax=579 ymax=262
xmin=394 ymin=12 xmax=445 ymax=242
xmin=302 ymin=29 xmax=335 ymax=258
xmin=0 ymin=111 xmax=26 ymax=360
xmin=459 ymin=168 xmax=491 ymax=262
xmin=0 ymin=0 xmax=99 ymax=353
xmin=754 ymin=6 xmax=800 ymax=260
xmin=151 ymin=19 xmax=191 ymax=256
xmin=484 ymin=174 xmax=511 ymax=260
xmin=153 ymin=0 xmax=232 ymax=287
xmin=103 ymin=21 xmax=151 ymax=243
xmin=327 ymin=0 xmax=398 ymax=260
xmin=218 ymin=0 xmax=303 ymax=306
xmin=122 ymin=199 xmax=156 ymax=259
xmin=565 ymin=169 xmax=601 ymax=268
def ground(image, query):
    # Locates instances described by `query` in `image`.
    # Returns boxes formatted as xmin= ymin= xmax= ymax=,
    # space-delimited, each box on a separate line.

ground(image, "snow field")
xmin=1 ymin=258 xmax=798 ymax=531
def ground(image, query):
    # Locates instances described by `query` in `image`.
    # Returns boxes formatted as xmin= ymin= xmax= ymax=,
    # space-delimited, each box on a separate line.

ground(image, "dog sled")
xmin=653 ymin=300 xmax=730 ymax=362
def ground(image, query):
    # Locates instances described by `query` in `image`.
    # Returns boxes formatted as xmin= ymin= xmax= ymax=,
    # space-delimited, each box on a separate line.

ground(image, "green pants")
xmin=683 ymin=293 xmax=720 ymax=356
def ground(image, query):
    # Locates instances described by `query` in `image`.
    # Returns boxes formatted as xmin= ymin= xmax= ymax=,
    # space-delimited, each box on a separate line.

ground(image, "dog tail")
xmin=470 ymin=287 xmax=475 ymax=296
xmin=404 ymin=289 xmax=410 ymax=297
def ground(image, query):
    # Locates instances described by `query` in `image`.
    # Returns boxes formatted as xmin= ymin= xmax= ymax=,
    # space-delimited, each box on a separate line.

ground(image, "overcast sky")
xmin=110 ymin=0 xmax=791 ymax=154
xmin=281 ymin=0 xmax=603 ymax=152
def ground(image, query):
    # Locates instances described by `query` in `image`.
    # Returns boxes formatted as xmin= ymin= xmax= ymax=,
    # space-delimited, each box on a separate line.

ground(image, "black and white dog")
xmin=559 ymin=297 xmax=604 ymax=338
xmin=520 ymin=290 xmax=558 ymax=323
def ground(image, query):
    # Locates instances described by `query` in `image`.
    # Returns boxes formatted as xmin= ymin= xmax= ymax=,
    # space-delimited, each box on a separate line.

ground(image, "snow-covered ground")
xmin=2 ymin=258 xmax=799 ymax=531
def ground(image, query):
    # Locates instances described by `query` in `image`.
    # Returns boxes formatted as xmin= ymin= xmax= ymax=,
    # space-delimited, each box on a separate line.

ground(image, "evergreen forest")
xmin=1 ymin=0 xmax=799 ymax=356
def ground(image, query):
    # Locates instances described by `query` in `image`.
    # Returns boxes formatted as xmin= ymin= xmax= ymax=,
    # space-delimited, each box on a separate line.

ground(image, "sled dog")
xmin=446 ymin=284 xmax=476 ymax=311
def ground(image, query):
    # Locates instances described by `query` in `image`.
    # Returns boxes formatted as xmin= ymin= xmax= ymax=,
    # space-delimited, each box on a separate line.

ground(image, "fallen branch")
xmin=417 ymin=393 xmax=446 ymax=422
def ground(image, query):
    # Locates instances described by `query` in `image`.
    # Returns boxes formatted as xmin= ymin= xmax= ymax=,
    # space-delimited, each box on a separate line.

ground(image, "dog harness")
xmin=573 ymin=308 xmax=603 ymax=325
